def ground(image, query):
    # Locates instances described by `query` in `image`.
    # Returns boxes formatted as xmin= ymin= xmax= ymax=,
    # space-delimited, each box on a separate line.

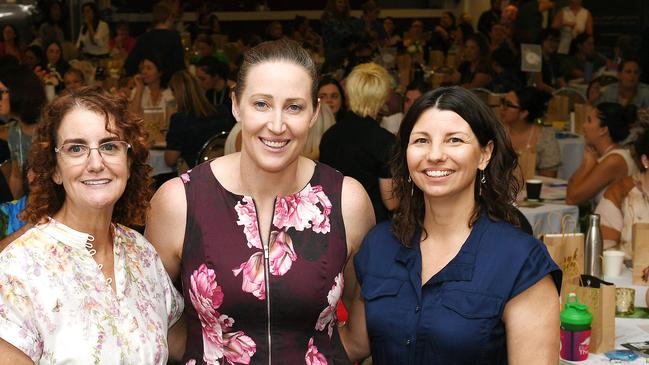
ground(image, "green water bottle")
xmin=560 ymin=293 xmax=592 ymax=361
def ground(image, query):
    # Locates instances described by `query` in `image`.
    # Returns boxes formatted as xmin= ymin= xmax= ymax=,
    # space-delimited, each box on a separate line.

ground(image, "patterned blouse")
xmin=0 ymin=218 xmax=183 ymax=364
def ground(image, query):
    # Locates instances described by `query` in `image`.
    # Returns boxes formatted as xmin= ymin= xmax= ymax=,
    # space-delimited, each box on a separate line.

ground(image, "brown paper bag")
xmin=632 ymin=223 xmax=649 ymax=285
xmin=143 ymin=108 xmax=167 ymax=147
xmin=515 ymin=147 xmax=537 ymax=188
xmin=572 ymin=103 xmax=587 ymax=134
xmin=543 ymin=216 xmax=583 ymax=300
xmin=563 ymin=279 xmax=615 ymax=354
xmin=547 ymin=95 xmax=570 ymax=122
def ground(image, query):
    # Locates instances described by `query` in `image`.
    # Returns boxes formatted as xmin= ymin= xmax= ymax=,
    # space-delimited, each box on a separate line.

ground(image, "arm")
xmin=144 ymin=177 xmax=187 ymax=281
xmin=0 ymin=338 xmax=34 ymax=365
xmin=8 ymin=160 xmax=23 ymax=200
xmin=585 ymin=12 xmax=594 ymax=35
xmin=551 ymin=11 xmax=563 ymax=29
xmin=93 ymin=22 xmax=110 ymax=50
xmin=378 ymin=178 xmax=398 ymax=211
xmin=566 ymin=150 xmax=628 ymax=205
xmin=533 ymin=72 xmax=555 ymax=94
xmin=503 ymin=275 xmax=559 ymax=365
xmin=338 ymin=177 xmax=374 ymax=361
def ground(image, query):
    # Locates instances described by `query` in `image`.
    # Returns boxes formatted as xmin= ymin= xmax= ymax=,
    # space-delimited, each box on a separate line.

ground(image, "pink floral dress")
xmin=180 ymin=162 xmax=351 ymax=365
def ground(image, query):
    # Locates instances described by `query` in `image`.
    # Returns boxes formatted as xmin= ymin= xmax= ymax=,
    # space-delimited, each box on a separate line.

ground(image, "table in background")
xmin=607 ymin=266 xmax=648 ymax=308
xmin=557 ymin=135 xmax=585 ymax=180
xmin=148 ymin=148 xmax=174 ymax=176
xmin=518 ymin=176 xmax=580 ymax=237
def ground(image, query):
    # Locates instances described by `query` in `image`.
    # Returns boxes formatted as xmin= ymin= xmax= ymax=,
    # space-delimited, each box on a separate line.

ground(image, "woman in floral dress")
xmin=0 ymin=86 xmax=184 ymax=364
xmin=146 ymin=38 xmax=375 ymax=364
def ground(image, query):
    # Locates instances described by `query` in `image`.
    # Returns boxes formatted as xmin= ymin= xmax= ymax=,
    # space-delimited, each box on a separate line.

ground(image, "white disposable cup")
xmin=603 ymin=250 xmax=625 ymax=277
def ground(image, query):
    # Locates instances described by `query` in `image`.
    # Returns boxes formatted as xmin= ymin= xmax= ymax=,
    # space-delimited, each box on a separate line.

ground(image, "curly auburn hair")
xmin=391 ymin=86 xmax=521 ymax=246
xmin=22 ymin=85 xmax=153 ymax=226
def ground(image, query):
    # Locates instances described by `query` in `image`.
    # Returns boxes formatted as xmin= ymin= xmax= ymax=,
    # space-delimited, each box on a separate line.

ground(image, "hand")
xmin=582 ymin=145 xmax=598 ymax=165
xmin=133 ymin=74 xmax=144 ymax=90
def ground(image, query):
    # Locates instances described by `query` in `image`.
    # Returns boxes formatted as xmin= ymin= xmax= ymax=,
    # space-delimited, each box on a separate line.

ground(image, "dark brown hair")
xmin=22 ymin=86 xmax=153 ymax=226
xmin=391 ymin=86 xmax=521 ymax=246
xmin=234 ymin=38 xmax=319 ymax=108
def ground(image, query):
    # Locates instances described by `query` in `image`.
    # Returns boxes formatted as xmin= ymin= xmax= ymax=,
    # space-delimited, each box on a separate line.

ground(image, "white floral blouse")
xmin=0 ymin=218 xmax=183 ymax=364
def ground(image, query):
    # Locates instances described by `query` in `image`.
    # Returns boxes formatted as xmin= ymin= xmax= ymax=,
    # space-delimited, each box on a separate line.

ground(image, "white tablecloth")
xmin=519 ymin=203 xmax=580 ymax=238
xmin=557 ymin=136 xmax=585 ymax=180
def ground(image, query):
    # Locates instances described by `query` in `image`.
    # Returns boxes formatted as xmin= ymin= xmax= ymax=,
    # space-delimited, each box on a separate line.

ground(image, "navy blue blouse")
xmin=354 ymin=213 xmax=561 ymax=365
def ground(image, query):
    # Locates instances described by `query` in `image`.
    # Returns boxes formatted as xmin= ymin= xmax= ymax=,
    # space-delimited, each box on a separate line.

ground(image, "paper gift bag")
xmin=572 ymin=103 xmax=587 ymax=134
xmin=632 ymin=223 xmax=649 ymax=285
xmin=143 ymin=108 xmax=167 ymax=147
xmin=514 ymin=147 xmax=537 ymax=188
xmin=547 ymin=95 xmax=570 ymax=122
xmin=543 ymin=217 xmax=583 ymax=300
xmin=563 ymin=277 xmax=615 ymax=354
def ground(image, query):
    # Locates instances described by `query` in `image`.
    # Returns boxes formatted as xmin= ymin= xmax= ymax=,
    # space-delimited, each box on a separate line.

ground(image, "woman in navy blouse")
xmin=341 ymin=86 xmax=562 ymax=364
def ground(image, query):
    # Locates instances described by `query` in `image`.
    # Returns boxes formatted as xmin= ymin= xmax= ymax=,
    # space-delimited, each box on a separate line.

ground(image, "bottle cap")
xmin=560 ymin=293 xmax=592 ymax=326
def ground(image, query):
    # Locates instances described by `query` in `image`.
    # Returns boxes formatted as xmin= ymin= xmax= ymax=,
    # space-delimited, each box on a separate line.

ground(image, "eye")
xmin=253 ymin=100 xmax=269 ymax=110
xmin=448 ymin=137 xmax=465 ymax=144
xmin=288 ymin=104 xmax=303 ymax=112
xmin=100 ymin=142 xmax=118 ymax=152
xmin=412 ymin=137 xmax=427 ymax=144
xmin=65 ymin=144 xmax=88 ymax=155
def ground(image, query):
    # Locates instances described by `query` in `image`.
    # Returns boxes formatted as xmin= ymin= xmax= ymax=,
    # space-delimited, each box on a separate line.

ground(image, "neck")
xmin=594 ymin=139 xmax=616 ymax=157
xmin=619 ymin=84 xmax=636 ymax=97
xmin=238 ymin=152 xmax=307 ymax=200
xmin=148 ymin=82 xmax=161 ymax=93
xmin=422 ymin=187 xmax=476 ymax=239
xmin=53 ymin=203 xmax=114 ymax=252
xmin=508 ymin=118 xmax=533 ymax=134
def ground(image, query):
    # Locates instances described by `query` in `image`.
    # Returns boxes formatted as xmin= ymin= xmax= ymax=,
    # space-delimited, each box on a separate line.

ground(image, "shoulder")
xmin=150 ymin=176 xmax=187 ymax=216
xmin=602 ymin=175 xmax=635 ymax=208
xmin=354 ymin=221 xmax=399 ymax=269
xmin=479 ymin=218 xmax=542 ymax=258
xmin=0 ymin=226 xmax=50 ymax=271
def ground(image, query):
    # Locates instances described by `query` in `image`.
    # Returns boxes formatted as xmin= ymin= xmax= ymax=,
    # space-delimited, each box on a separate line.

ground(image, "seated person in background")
xmin=191 ymin=33 xmax=229 ymax=65
xmin=560 ymin=33 xmax=607 ymax=84
xmin=500 ymin=87 xmax=560 ymax=178
xmin=194 ymin=56 xmax=235 ymax=125
xmin=381 ymin=80 xmax=429 ymax=135
xmin=317 ymin=76 xmax=346 ymax=122
xmin=566 ymin=102 xmax=638 ymax=205
xmin=165 ymin=70 xmax=234 ymax=169
xmin=596 ymin=126 xmax=649 ymax=259
xmin=109 ymin=21 xmax=136 ymax=59
xmin=428 ymin=11 xmax=456 ymax=54
xmin=448 ymin=33 xmax=492 ymax=89
xmin=62 ymin=68 xmax=86 ymax=94
xmin=320 ymin=62 xmax=397 ymax=222
xmin=533 ymin=28 xmax=564 ymax=94
xmin=490 ymin=46 xmax=524 ymax=93
xmin=597 ymin=58 xmax=649 ymax=109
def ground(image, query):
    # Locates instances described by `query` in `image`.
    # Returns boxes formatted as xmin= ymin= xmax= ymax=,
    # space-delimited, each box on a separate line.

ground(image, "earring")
xmin=479 ymin=170 xmax=486 ymax=196
xmin=407 ymin=175 xmax=414 ymax=197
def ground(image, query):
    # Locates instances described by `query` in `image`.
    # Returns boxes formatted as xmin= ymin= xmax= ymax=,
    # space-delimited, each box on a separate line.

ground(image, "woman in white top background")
xmin=552 ymin=0 xmax=593 ymax=55
xmin=76 ymin=2 xmax=110 ymax=58
xmin=566 ymin=102 xmax=638 ymax=205
xmin=128 ymin=54 xmax=175 ymax=119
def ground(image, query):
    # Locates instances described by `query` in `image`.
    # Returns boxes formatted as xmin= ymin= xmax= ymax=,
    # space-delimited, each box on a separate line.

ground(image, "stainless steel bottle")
xmin=584 ymin=214 xmax=603 ymax=277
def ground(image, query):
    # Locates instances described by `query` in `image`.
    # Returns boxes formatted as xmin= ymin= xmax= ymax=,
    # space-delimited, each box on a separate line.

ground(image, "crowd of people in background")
xmin=0 ymin=0 xmax=648 ymax=363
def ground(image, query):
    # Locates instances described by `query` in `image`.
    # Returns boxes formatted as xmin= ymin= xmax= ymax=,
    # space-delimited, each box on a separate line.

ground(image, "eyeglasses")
xmin=55 ymin=141 xmax=131 ymax=165
xmin=500 ymin=99 xmax=521 ymax=109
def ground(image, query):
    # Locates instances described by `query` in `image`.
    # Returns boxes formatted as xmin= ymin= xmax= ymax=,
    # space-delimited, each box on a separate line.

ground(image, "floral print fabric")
xmin=0 ymin=219 xmax=183 ymax=364
xmin=181 ymin=162 xmax=351 ymax=364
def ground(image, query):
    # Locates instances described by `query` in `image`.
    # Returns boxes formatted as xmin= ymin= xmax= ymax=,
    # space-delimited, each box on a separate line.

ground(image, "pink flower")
xmin=310 ymin=186 xmax=332 ymax=234
xmin=268 ymin=230 xmax=297 ymax=276
xmin=180 ymin=171 xmax=191 ymax=183
xmin=222 ymin=331 xmax=257 ymax=364
xmin=232 ymin=252 xmax=266 ymax=300
xmin=202 ymin=322 xmax=226 ymax=364
xmin=315 ymin=272 xmax=344 ymax=338
xmin=189 ymin=264 xmax=224 ymax=325
xmin=235 ymin=197 xmax=262 ymax=249
xmin=305 ymin=337 xmax=328 ymax=365
xmin=273 ymin=184 xmax=322 ymax=231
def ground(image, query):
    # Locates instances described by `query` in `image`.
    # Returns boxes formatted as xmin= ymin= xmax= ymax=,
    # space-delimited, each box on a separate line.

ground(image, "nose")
xmin=426 ymin=140 xmax=447 ymax=162
xmin=86 ymin=148 xmax=106 ymax=171
xmin=266 ymin=109 xmax=287 ymax=135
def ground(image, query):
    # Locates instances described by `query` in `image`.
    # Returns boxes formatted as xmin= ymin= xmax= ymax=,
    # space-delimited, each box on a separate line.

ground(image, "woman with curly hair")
xmin=341 ymin=86 xmax=561 ymax=364
xmin=0 ymin=86 xmax=184 ymax=364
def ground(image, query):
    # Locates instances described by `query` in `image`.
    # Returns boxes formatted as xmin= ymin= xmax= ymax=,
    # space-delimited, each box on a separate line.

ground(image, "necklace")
xmin=600 ymin=143 xmax=616 ymax=157
xmin=85 ymin=234 xmax=113 ymax=286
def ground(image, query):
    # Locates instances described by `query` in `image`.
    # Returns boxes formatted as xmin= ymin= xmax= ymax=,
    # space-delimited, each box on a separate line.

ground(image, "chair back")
xmin=196 ymin=131 xmax=229 ymax=165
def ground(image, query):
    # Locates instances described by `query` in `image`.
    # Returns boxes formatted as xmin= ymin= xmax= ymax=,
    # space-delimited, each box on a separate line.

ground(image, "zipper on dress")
xmin=253 ymin=198 xmax=275 ymax=365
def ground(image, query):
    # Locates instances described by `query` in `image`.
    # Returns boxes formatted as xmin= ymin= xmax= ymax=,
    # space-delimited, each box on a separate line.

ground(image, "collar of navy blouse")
xmin=395 ymin=213 xmax=489 ymax=286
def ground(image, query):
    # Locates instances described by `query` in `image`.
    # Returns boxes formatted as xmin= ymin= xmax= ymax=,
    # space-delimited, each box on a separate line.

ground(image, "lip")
xmin=422 ymin=168 xmax=455 ymax=179
xmin=81 ymin=178 xmax=112 ymax=186
xmin=259 ymin=137 xmax=290 ymax=151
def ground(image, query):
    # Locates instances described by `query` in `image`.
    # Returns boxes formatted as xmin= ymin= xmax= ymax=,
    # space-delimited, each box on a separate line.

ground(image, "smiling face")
xmin=232 ymin=60 xmax=318 ymax=173
xmin=407 ymin=108 xmax=492 ymax=203
xmin=317 ymin=83 xmax=342 ymax=115
xmin=53 ymin=108 xmax=130 ymax=216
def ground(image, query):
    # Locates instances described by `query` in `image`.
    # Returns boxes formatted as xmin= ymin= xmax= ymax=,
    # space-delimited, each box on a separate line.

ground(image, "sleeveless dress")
xmin=180 ymin=161 xmax=352 ymax=365
xmin=594 ymin=148 xmax=638 ymax=204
